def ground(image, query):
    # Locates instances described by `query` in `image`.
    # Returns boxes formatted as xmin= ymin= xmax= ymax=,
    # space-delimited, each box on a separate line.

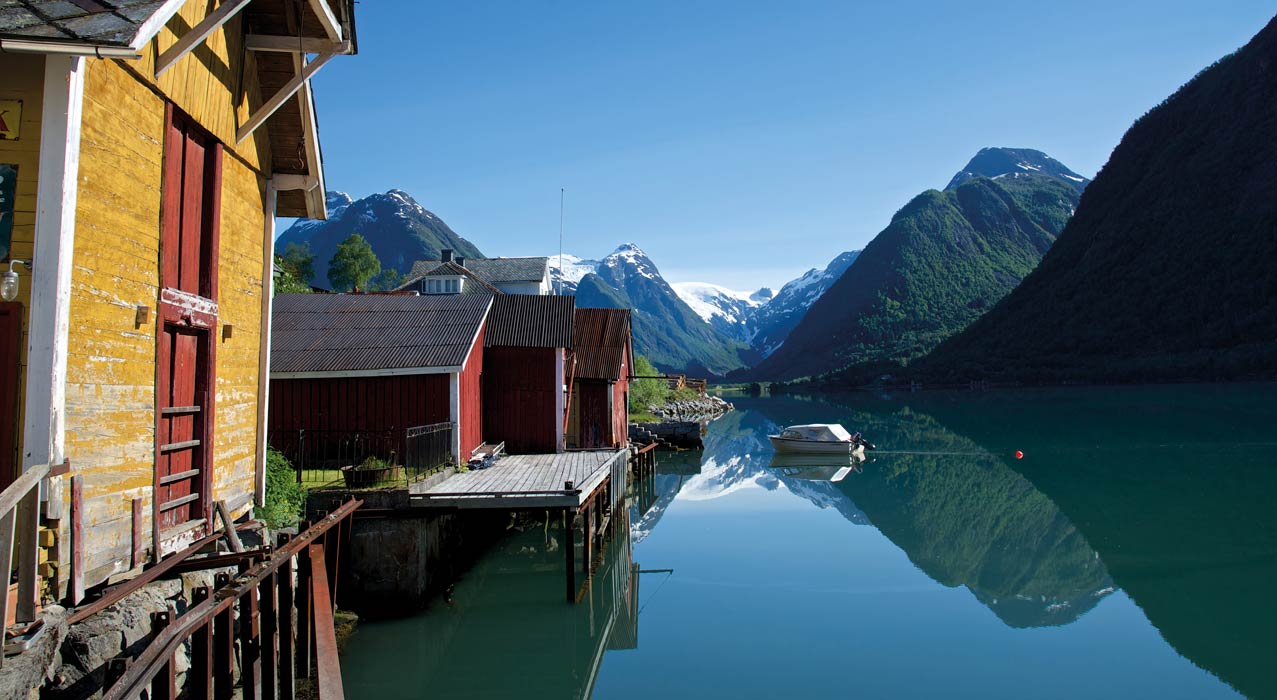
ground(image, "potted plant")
xmin=340 ymin=454 xmax=404 ymax=488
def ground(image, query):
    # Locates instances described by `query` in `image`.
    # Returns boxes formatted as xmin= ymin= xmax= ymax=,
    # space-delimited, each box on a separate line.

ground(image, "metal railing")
xmin=404 ymin=422 xmax=454 ymax=480
xmin=101 ymin=499 xmax=362 ymax=700
xmin=1 ymin=460 xmax=52 ymax=668
xmin=268 ymin=423 xmax=455 ymax=489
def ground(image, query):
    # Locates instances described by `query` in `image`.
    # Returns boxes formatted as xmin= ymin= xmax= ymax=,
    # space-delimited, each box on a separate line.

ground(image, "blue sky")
xmin=303 ymin=1 xmax=1274 ymax=291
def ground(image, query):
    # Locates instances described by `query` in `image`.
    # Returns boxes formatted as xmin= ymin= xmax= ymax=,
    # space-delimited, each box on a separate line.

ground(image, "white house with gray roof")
xmin=399 ymin=250 xmax=552 ymax=296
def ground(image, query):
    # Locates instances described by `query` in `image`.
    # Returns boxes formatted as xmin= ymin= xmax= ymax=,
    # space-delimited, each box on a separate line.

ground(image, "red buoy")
xmin=1014 ymin=450 xmax=1024 ymax=460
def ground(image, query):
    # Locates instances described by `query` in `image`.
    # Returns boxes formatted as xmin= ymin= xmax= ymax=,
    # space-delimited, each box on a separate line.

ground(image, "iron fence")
xmin=268 ymin=423 xmax=455 ymax=489
xmin=405 ymin=422 xmax=455 ymax=481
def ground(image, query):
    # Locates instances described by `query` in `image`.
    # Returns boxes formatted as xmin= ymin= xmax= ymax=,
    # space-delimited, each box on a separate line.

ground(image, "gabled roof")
xmin=572 ymin=308 xmax=633 ymax=380
xmin=484 ymin=295 xmax=575 ymax=349
xmin=405 ymin=257 xmax=549 ymax=287
xmin=271 ymin=293 xmax=491 ymax=376
xmin=400 ymin=261 xmax=504 ymax=296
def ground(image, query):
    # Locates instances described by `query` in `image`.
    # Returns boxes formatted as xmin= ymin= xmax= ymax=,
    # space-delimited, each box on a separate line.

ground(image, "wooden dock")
xmin=409 ymin=450 xmax=624 ymax=509
xmin=409 ymin=449 xmax=628 ymax=602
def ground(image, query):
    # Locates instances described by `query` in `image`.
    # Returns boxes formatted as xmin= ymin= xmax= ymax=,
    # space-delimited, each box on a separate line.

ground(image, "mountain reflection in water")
xmin=342 ymin=386 xmax=1275 ymax=700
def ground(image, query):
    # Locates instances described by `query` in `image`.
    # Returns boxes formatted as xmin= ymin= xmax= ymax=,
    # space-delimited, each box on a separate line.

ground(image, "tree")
xmin=272 ymin=255 xmax=313 ymax=295
xmin=281 ymin=241 xmax=315 ymax=284
xmin=328 ymin=233 xmax=380 ymax=292
xmin=629 ymin=355 xmax=668 ymax=410
xmin=367 ymin=268 xmax=403 ymax=292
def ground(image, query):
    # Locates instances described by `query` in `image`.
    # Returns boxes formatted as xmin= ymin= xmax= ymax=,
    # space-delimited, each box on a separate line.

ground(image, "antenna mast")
xmin=558 ymin=187 xmax=565 ymax=295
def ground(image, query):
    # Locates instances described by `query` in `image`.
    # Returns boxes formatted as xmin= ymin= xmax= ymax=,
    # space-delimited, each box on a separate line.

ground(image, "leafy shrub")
xmin=258 ymin=447 xmax=306 ymax=528
xmin=629 ymin=355 xmax=667 ymax=414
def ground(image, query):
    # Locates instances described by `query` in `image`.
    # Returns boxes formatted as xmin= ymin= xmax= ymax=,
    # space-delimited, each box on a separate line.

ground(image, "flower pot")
xmin=340 ymin=464 xmax=403 ymax=488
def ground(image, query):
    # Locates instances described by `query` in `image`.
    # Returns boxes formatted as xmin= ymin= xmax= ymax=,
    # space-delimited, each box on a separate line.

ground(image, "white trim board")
xmin=23 ymin=55 xmax=86 ymax=517
xmin=270 ymin=366 xmax=462 ymax=379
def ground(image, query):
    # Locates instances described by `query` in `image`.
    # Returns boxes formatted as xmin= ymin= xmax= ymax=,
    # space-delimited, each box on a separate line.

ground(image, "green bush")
xmin=258 ymin=447 xmax=307 ymax=528
xmin=629 ymin=355 xmax=668 ymax=415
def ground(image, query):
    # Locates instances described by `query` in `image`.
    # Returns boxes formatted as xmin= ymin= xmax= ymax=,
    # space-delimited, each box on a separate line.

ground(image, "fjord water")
xmin=340 ymin=385 xmax=1277 ymax=699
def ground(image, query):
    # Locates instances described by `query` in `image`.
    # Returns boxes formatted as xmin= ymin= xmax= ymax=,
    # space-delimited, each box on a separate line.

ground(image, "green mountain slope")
xmin=751 ymin=170 xmax=1080 ymax=381
xmin=277 ymin=190 xmax=483 ymax=288
xmin=921 ymin=15 xmax=1277 ymax=382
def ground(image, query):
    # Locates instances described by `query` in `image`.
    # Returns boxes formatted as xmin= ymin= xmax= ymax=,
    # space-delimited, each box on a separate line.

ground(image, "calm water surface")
xmin=341 ymin=385 xmax=1277 ymax=699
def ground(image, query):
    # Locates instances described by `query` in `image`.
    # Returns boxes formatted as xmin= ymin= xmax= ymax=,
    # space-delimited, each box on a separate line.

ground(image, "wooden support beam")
xmin=216 ymin=500 xmax=244 ymax=552
xmin=155 ymin=0 xmax=252 ymax=77
xmin=564 ymin=508 xmax=576 ymax=603
xmin=306 ymin=0 xmax=343 ymax=41
xmin=272 ymin=174 xmax=320 ymax=191
xmin=582 ymin=503 xmax=593 ymax=578
xmin=236 ymin=52 xmax=335 ymax=144
xmin=245 ymin=34 xmax=349 ymax=54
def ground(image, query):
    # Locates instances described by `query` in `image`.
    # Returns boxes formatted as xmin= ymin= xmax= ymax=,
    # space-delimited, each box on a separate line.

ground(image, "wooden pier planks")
xmin=411 ymin=450 xmax=625 ymax=509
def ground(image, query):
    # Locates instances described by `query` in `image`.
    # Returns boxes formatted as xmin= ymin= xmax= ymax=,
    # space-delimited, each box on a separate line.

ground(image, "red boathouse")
xmin=567 ymin=308 xmax=633 ymax=449
xmin=268 ymin=294 xmax=491 ymax=463
xmin=482 ymin=295 xmax=576 ymax=454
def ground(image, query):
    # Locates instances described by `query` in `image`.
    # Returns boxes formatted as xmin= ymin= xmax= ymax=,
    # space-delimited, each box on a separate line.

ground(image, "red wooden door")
xmin=155 ymin=104 xmax=221 ymax=541
xmin=156 ymin=322 xmax=209 ymax=530
xmin=0 ymin=302 xmax=21 ymax=489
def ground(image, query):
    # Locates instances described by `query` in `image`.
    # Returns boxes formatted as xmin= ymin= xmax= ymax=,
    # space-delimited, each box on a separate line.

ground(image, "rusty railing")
xmin=100 ymin=498 xmax=362 ymax=700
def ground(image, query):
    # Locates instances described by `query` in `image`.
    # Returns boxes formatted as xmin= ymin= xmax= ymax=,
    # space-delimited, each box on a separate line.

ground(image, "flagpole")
xmin=558 ymin=187 xmax=565 ymax=295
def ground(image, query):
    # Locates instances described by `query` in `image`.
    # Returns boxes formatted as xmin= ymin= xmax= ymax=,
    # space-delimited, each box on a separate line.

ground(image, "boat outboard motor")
xmin=851 ymin=432 xmax=877 ymax=450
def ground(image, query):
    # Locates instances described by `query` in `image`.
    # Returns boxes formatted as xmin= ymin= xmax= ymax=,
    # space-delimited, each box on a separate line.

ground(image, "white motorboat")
xmin=767 ymin=423 xmax=873 ymax=456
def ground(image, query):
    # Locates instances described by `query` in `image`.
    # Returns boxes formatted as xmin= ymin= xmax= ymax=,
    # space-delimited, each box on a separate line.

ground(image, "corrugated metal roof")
xmin=483 ymin=295 xmax=575 ymax=349
xmin=271 ymin=294 xmax=490 ymax=374
xmin=406 ymin=257 xmax=548 ymax=285
xmin=571 ymin=308 xmax=632 ymax=380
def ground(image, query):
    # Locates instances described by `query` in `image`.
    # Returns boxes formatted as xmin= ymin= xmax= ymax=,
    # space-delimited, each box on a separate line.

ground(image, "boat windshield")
xmin=781 ymin=430 xmax=804 ymax=439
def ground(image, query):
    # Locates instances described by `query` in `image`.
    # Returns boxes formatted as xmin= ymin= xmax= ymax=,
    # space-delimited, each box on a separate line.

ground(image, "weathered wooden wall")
xmin=458 ymin=326 xmax=485 ymax=458
xmin=269 ymin=375 xmax=451 ymax=434
xmin=576 ymin=381 xmax=611 ymax=449
xmin=58 ymin=0 xmax=274 ymax=589
xmin=0 ymin=53 xmax=44 ymax=488
xmin=482 ymin=346 xmax=560 ymax=454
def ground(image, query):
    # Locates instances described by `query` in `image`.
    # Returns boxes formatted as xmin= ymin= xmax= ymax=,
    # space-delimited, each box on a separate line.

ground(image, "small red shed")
xmin=482 ymin=295 xmax=576 ymax=454
xmin=567 ymin=308 xmax=633 ymax=449
xmin=268 ymin=294 xmax=491 ymax=464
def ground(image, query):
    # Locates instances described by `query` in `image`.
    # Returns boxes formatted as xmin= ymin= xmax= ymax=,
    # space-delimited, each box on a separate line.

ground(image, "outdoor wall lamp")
xmin=1 ymin=259 xmax=31 ymax=302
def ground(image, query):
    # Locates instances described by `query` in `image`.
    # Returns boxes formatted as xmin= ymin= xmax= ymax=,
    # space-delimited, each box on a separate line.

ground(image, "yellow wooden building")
xmin=0 ymin=0 xmax=357 ymax=607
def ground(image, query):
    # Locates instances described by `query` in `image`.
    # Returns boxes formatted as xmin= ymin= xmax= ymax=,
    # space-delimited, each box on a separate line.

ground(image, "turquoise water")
xmin=340 ymin=385 xmax=1277 ymax=699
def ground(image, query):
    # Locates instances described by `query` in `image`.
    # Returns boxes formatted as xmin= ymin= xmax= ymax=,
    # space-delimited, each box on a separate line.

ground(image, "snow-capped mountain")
xmin=548 ymin=244 xmax=755 ymax=375
xmin=276 ymin=189 xmax=483 ymax=287
xmin=670 ymin=282 xmax=772 ymax=342
xmin=749 ymin=250 xmax=861 ymax=358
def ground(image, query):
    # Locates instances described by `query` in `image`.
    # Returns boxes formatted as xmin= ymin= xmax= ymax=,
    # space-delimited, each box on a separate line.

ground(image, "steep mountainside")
xmin=549 ymin=245 xmax=756 ymax=375
xmin=277 ymin=190 xmax=483 ymax=287
xmin=749 ymin=250 xmax=860 ymax=358
xmin=671 ymin=282 xmax=771 ymax=342
xmin=947 ymin=147 xmax=1089 ymax=192
xmin=751 ymin=160 xmax=1082 ymax=381
xmin=922 ymin=16 xmax=1277 ymax=382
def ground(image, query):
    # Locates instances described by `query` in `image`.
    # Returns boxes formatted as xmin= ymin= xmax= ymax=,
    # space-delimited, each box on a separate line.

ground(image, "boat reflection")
xmin=766 ymin=452 xmax=865 ymax=482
